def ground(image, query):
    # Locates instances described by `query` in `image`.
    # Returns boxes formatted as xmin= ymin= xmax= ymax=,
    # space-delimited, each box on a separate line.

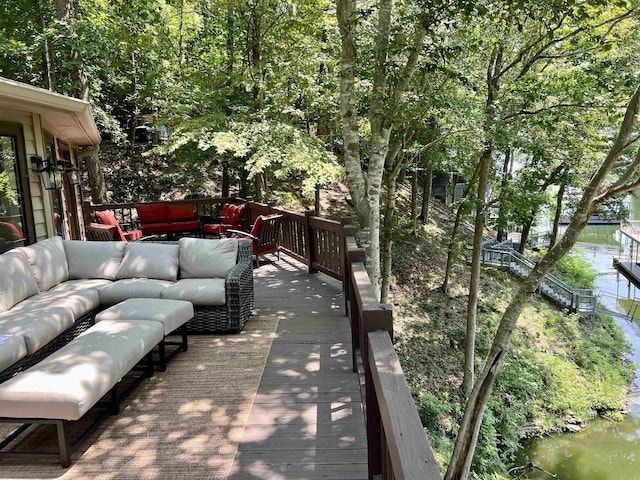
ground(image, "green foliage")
xmin=553 ymin=249 xmax=597 ymax=289
xmin=149 ymin=117 xmax=343 ymax=201
xmin=0 ymin=171 xmax=16 ymax=203
xmin=409 ymin=281 xmax=633 ymax=478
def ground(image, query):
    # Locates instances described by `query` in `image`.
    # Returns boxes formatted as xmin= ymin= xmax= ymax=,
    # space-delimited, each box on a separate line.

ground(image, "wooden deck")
xmin=230 ymin=255 xmax=368 ymax=480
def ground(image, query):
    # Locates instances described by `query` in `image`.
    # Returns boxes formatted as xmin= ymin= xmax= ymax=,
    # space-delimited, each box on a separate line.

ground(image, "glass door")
xmin=0 ymin=135 xmax=27 ymax=253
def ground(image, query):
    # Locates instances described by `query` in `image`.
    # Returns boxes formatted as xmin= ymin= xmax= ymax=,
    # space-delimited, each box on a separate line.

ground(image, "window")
xmin=0 ymin=134 xmax=27 ymax=253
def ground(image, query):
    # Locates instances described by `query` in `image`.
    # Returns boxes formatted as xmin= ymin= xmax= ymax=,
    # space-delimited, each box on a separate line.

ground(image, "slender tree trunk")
xmin=496 ymin=148 xmax=512 ymax=242
xmin=441 ymin=162 xmax=480 ymax=295
xmin=54 ymin=0 xmax=107 ymax=203
xmin=222 ymin=161 xmax=230 ymax=197
xmin=550 ymin=181 xmax=566 ymax=248
xmin=463 ymin=147 xmax=491 ymax=398
xmin=336 ymin=0 xmax=366 ymax=223
xmin=519 ymin=212 xmax=534 ymax=254
xmin=380 ymin=172 xmax=397 ymax=303
xmin=420 ymin=158 xmax=433 ymax=223
xmin=446 ymin=84 xmax=640 ymax=480
xmin=37 ymin=0 xmax=56 ymax=91
xmin=411 ymin=165 xmax=418 ymax=233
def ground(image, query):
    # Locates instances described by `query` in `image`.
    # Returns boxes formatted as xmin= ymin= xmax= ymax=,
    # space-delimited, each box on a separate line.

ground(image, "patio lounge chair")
xmin=202 ymin=203 xmax=246 ymax=237
xmin=94 ymin=210 xmax=142 ymax=241
xmin=228 ymin=214 xmax=282 ymax=267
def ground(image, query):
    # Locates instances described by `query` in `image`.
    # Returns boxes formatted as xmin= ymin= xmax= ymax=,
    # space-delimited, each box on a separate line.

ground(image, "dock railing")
xmin=343 ymin=223 xmax=442 ymax=480
xmin=477 ymin=240 xmax=597 ymax=316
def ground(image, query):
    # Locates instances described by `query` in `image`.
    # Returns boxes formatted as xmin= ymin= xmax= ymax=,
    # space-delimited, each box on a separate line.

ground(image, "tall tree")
xmin=53 ymin=0 xmax=108 ymax=203
xmin=336 ymin=0 xmax=426 ymax=297
xmin=446 ymin=82 xmax=640 ymax=480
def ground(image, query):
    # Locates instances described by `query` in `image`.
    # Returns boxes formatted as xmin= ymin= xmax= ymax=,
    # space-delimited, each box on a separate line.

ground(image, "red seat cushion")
xmin=202 ymin=223 xmax=236 ymax=235
xmin=136 ymin=203 xmax=167 ymax=224
xmin=219 ymin=203 xmax=235 ymax=218
xmin=124 ymin=229 xmax=143 ymax=241
xmin=94 ymin=210 xmax=118 ymax=226
xmin=167 ymin=204 xmax=196 ymax=222
xmin=0 ymin=222 xmax=24 ymax=240
xmin=167 ymin=221 xmax=200 ymax=233
xmin=140 ymin=222 xmax=172 ymax=235
xmin=249 ymin=215 xmax=279 ymax=254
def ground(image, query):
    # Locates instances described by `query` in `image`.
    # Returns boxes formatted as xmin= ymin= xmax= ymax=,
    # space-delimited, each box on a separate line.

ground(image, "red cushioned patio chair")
xmin=202 ymin=203 xmax=246 ymax=237
xmin=94 ymin=210 xmax=143 ymax=241
xmin=228 ymin=214 xmax=282 ymax=267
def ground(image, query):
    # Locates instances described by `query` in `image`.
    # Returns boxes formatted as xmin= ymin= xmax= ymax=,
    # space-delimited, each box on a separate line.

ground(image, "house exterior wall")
xmin=0 ymin=108 xmax=72 ymax=242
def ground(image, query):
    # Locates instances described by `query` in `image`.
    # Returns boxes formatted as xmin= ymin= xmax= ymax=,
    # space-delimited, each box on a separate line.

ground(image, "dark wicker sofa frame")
xmin=188 ymin=239 xmax=254 ymax=333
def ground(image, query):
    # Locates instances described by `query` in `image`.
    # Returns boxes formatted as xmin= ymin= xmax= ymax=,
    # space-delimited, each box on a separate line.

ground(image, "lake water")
xmin=516 ymin=205 xmax=640 ymax=479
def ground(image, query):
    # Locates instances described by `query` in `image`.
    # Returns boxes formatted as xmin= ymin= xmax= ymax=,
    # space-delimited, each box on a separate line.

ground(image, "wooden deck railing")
xmin=83 ymin=197 xmax=343 ymax=280
xmin=343 ymin=223 xmax=442 ymax=480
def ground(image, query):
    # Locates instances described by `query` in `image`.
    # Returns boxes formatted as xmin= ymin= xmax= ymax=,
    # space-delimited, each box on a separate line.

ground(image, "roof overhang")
xmin=0 ymin=76 xmax=101 ymax=147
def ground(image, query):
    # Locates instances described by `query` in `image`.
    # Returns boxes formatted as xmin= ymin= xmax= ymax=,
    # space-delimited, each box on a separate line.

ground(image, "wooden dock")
xmin=230 ymin=255 xmax=368 ymax=480
xmin=615 ymin=224 xmax=640 ymax=288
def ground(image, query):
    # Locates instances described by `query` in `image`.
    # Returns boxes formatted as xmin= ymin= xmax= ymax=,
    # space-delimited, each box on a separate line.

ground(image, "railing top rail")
xmin=368 ymin=330 xmax=443 ymax=480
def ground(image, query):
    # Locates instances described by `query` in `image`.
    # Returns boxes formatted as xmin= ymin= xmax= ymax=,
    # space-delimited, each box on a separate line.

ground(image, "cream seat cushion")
xmin=11 ymin=289 xmax=100 ymax=320
xmin=0 ymin=335 xmax=28 ymax=372
xmin=0 ymin=319 xmax=164 ymax=420
xmin=49 ymin=279 xmax=114 ymax=293
xmin=99 ymin=279 xmax=174 ymax=306
xmin=0 ymin=307 xmax=75 ymax=354
xmin=15 ymin=236 xmax=69 ymax=292
xmin=178 ymin=237 xmax=238 ymax=278
xmin=117 ymin=243 xmax=180 ymax=281
xmin=0 ymin=253 xmax=39 ymax=313
xmin=161 ymin=279 xmax=226 ymax=306
xmin=64 ymin=240 xmax=127 ymax=280
xmin=96 ymin=298 xmax=194 ymax=335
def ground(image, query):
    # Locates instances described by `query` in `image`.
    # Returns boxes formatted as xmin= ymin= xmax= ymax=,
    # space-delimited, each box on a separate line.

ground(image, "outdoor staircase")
xmin=475 ymin=240 xmax=596 ymax=316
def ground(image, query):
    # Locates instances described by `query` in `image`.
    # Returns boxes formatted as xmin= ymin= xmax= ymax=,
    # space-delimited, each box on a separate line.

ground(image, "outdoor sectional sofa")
xmin=0 ymin=235 xmax=254 ymax=385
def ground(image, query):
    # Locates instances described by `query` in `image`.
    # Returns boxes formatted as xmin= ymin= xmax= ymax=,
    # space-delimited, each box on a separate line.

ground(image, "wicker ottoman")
xmin=96 ymin=298 xmax=193 ymax=371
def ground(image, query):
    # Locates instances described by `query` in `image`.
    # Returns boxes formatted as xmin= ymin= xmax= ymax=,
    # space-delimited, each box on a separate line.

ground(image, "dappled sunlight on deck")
xmin=230 ymin=255 xmax=367 ymax=480
xmin=0 ymin=254 xmax=365 ymax=479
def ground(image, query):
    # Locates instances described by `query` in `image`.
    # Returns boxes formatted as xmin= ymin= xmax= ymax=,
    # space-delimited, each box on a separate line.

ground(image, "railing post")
xmin=362 ymin=305 xmax=393 ymax=480
xmin=343 ymin=224 xmax=357 ymax=312
xmin=304 ymin=210 xmax=316 ymax=274
xmin=82 ymin=200 xmax=93 ymax=226
xmin=347 ymin=247 xmax=366 ymax=373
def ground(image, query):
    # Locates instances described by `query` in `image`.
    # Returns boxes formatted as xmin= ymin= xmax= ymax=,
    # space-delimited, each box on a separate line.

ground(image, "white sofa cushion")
xmin=96 ymin=298 xmax=194 ymax=335
xmin=0 ymin=335 xmax=28 ymax=372
xmin=117 ymin=243 xmax=180 ymax=281
xmin=0 ymin=253 xmax=39 ymax=313
xmin=161 ymin=278 xmax=226 ymax=306
xmin=0 ymin=319 xmax=164 ymax=420
xmin=64 ymin=240 xmax=127 ymax=280
xmin=99 ymin=278 xmax=174 ymax=306
xmin=11 ymin=290 xmax=100 ymax=320
xmin=0 ymin=306 xmax=75 ymax=354
xmin=49 ymin=279 xmax=114 ymax=293
xmin=16 ymin=236 xmax=69 ymax=292
xmin=178 ymin=238 xmax=238 ymax=279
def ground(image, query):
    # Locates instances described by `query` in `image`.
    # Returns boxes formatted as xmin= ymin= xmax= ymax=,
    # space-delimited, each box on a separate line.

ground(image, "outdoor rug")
xmin=0 ymin=315 xmax=278 ymax=480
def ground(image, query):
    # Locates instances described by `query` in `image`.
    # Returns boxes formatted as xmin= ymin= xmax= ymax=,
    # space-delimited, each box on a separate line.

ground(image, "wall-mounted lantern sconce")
xmin=65 ymin=166 xmax=81 ymax=186
xmin=30 ymin=155 xmax=63 ymax=191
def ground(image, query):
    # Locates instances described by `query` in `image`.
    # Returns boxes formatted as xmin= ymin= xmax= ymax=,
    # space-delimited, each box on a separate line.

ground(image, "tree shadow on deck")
xmin=230 ymin=256 xmax=368 ymax=480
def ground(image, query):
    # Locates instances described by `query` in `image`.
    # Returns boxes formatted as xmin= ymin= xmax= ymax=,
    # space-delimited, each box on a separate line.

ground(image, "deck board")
xmin=230 ymin=255 xmax=368 ymax=480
